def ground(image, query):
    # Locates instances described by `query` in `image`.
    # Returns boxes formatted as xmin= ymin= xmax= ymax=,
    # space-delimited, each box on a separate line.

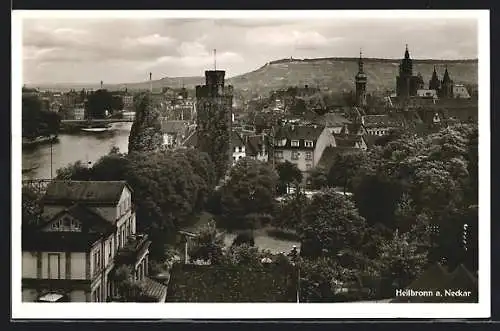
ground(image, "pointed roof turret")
xmin=404 ymin=44 xmax=410 ymax=59
xmin=442 ymin=66 xmax=451 ymax=83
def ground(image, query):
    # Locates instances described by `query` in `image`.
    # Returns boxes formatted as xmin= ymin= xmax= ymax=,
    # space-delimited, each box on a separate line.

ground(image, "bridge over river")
xmin=61 ymin=118 xmax=134 ymax=124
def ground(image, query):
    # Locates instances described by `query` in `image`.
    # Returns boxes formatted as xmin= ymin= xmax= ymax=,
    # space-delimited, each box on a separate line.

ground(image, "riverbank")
xmin=22 ymin=135 xmax=58 ymax=149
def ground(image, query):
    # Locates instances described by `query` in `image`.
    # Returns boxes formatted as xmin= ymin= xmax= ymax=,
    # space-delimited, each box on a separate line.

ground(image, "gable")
xmin=43 ymin=213 xmax=82 ymax=232
xmin=41 ymin=204 xmax=116 ymax=234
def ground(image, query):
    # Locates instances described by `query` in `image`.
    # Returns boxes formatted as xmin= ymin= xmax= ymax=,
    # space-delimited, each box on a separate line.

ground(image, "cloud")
xmin=245 ymin=28 xmax=337 ymax=49
xmin=21 ymin=17 xmax=478 ymax=84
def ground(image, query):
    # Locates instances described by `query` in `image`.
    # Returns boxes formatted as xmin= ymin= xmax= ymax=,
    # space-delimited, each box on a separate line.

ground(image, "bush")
xmin=232 ymin=231 xmax=255 ymax=247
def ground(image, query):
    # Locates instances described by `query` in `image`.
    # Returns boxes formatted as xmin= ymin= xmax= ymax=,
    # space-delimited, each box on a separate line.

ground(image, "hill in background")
xmin=26 ymin=57 xmax=478 ymax=97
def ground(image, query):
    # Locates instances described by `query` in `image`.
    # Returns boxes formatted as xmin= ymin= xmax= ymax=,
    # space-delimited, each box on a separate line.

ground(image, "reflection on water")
xmin=22 ymin=122 xmax=132 ymax=180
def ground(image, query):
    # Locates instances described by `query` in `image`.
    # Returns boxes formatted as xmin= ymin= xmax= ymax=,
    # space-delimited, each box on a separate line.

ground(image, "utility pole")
xmin=214 ymin=49 xmax=217 ymax=71
xmin=50 ymin=139 xmax=53 ymax=179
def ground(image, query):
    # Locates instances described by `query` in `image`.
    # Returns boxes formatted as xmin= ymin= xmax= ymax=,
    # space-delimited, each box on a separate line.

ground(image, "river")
xmin=22 ymin=122 xmax=132 ymax=180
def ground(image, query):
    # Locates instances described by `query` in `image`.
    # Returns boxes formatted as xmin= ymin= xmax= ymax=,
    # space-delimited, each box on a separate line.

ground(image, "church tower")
xmin=355 ymin=50 xmax=368 ymax=107
xmin=429 ymin=66 xmax=441 ymax=92
xmin=396 ymin=44 xmax=414 ymax=99
xmin=440 ymin=66 xmax=454 ymax=99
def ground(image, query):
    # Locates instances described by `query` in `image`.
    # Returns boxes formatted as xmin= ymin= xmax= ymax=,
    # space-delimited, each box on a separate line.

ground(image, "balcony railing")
xmin=115 ymin=233 xmax=150 ymax=265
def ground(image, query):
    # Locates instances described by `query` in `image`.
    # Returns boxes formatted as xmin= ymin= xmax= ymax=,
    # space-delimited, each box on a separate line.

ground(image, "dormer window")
xmin=275 ymin=139 xmax=287 ymax=147
xmin=305 ymin=140 xmax=314 ymax=148
xmin=291 ymin=140 xmax=299 ymax=147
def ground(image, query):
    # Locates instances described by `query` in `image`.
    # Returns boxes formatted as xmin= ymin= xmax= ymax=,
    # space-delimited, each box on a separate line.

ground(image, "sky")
xmin=22 ymin=17 xmax=478 ymax=84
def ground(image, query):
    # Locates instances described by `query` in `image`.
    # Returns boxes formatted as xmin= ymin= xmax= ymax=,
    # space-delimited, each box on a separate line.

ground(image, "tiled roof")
xmin=363 ymin=134 xmax=380 ymax=148
xmin=273 ymin=125 xmax=325 ymax=149
xmin=141 ymin=277 xmax=168 ymax=302
xmin=182 ymin=130 xmax=198 ymax=147
xmin=245 ymin=135 xmax=269 ymax=157
xmin=166 ymin=263 xmax=297 ymax=302
xmin=160 ymin=119 xmax=188 ymax=135
xmin=43 ymin=181 xmax=129 ymax=206
xmin=340 ymin=123 xmax=364 ymax=135
xmin=334 ymin=134 xmax=362 ymax=148
xmin=313 ymin=113 xmax=351 ymax=127
xmin=362 ymin=115 xmax=401 ymax=128
xmin=231 ymin=130 xmax=246 ymax=147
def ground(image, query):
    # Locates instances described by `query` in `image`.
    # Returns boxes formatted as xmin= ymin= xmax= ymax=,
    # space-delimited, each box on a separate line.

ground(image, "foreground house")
xmin=22 ymin=180 xmax=167 ymax=302
xmin=272 ymin=124 xmax=336 ymax=178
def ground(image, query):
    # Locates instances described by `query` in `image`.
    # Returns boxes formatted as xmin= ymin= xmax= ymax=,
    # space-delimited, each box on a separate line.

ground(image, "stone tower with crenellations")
xmin=195 ymin=70 xmax=233 ymax=181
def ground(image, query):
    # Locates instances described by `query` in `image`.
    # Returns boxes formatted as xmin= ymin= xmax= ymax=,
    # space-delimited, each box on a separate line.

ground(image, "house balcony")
xmin=115 ymin=233 xmax=151 ymax=267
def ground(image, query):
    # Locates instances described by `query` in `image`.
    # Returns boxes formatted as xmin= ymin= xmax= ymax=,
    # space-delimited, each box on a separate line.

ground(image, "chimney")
xmin=149 ymin=72 xmax=153 ymax=93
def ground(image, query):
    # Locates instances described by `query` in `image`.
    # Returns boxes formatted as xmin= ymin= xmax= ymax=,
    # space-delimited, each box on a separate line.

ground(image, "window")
xmin=63 ymin=217 xmax=71 ymax=227
xmin=94 ymin=250 xmax=101 ymax=273
xmin=108 ymin=241 xmax=112 ymax=259
xmin=291 ymin=151 xmax=299 ymax=160
xmin=275 ymin=139 xmax=286 ymax=147
xmin=72 ymin=219 xmax=81 ymax=231
xmin=233 ymin=156 xmax=236 ymax=161
xmin=274 ymin=151 xmax=283 ymax=159
xmin=306 ymin=164 xmax=312 ymax=170
xmin=305 ymin=152 xmax=312 ymax=161
xmin=305 ymin=140 xmax=314 ymax=148
xmin=291 ymin=140 xmax=299 ymax=147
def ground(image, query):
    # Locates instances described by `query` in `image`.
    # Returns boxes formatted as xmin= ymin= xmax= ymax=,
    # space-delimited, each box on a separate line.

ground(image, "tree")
xmin=111 ymin=95 xmax=125 ymax=112
xmin=128 ymin=93 xmax=164 ymax=153
xmin=327 ymin=151 xmax=365 ymax=194
xmin=22 ymin=95 xmax=61 ymax=139
xmin=275 ymin=187 xmax=308 ymax=231
xmin=86 ymin=89 xmax=114 ymax=118
xmin=55 ymin=160 xmax=92 ymax=180
xmin=276 ymin=161 xmax=303 ymax=194
xmin=232 ymin=231 xmax=255 ymax=247
xmin=219 ymin=158 xmax=279 ymax=229
xmin=298 ymin=189 xmax=367 ymax=258
xmin=188 ymin=220 xmax=225 ymax=263
xmin=378 ymin=228 xmax=429 ymax=290
xmin=22 ymin=186 xmax=42 ymax=228
xmin=308 ymin=168 xmax=328 ymax=190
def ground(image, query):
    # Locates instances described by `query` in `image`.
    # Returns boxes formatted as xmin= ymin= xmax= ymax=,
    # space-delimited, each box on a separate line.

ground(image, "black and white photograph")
xmin=12 ymin=10 xmax=490 ymax=319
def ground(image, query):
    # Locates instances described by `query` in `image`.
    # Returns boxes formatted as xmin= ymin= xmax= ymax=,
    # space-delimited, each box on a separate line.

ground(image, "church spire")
xmin=404 ymin=44 xmax=410 ymax=59
xmin=443 ymin=66 xmax=451 ymax=82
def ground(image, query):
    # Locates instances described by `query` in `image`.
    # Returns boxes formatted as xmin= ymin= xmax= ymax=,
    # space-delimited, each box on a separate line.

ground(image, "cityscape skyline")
xmin=22 ymin=18 xmax=478 ymax=85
